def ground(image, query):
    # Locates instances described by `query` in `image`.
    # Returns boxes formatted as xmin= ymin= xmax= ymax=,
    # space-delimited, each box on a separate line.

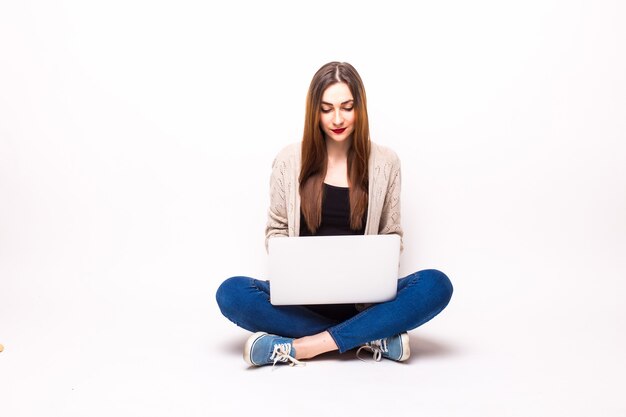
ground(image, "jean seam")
xmin=404 ymin=271 xmax=422 ymax=289
xmin=251 ymin=279 xmax=270 ymax=296
xmin=328 ymin=306 xmax=378 ymax=353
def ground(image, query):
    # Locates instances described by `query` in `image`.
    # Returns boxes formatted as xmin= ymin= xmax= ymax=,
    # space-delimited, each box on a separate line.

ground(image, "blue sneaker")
xmin=243 ymin=332 xmax=304 ymax=367
xmin=356 ymin=332 xmax=410 ymax=362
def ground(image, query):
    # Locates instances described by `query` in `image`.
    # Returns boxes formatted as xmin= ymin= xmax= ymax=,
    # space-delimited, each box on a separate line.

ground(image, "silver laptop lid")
xmin=267 ymin=234 xmax=401 ymax=305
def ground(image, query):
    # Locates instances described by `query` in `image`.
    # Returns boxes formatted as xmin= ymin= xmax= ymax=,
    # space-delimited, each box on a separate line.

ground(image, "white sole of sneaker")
xmin=399 ymin=332 xmax=411 ymax=361
xmin=243 ymin=331 xmax=268 ymax=366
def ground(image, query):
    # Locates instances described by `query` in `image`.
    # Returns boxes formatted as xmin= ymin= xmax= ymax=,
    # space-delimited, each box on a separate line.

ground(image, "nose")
xmin=333 ymin=109 xmax=344 ymax=126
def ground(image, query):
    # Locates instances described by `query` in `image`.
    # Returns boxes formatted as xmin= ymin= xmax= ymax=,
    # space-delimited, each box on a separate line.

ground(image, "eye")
xmin=343 ymin=107 xmax=354 ymax=112
xmin=321 ymin=108 xmax=332 ymax=113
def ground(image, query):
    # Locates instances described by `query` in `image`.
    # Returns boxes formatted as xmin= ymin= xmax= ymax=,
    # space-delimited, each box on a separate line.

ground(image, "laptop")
xmin=267 ymin=234 xmax=401 ymax=305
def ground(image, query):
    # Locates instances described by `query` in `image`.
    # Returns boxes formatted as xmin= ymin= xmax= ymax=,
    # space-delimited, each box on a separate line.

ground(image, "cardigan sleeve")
xmin=264 ymin=152 xmax=290 ymax=251
xmin=378 ymin=151 xmax=404 ymax=249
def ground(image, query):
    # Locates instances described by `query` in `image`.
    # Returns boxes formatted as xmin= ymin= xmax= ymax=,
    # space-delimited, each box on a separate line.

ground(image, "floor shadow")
xmin=220 ymin=333 xmax=250 ymax=356
xmin=409 ymin=333 xmax=458 ymax=358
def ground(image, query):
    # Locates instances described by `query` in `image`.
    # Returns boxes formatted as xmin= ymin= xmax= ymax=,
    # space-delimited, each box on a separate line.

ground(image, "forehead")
xmin=321 ymin=82 xmax=353 ymax=104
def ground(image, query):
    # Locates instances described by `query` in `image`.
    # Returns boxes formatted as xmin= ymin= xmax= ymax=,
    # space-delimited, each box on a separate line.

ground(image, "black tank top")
xmin=299 ymin=183 xmax=366 ymax=236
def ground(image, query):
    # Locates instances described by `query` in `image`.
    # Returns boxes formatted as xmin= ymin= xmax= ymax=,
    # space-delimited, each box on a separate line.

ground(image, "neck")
xmin=325 ymin=137 xmax=351 ymax=162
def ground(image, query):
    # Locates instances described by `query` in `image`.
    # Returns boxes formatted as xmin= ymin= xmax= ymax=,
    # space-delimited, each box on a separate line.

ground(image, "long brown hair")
xmin=299 ymin=62 xmax=370 ymax=234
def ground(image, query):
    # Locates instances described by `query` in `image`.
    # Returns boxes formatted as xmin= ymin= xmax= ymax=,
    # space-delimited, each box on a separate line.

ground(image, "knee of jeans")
xmin=423 ymin=269 xmax=453 ymax=307
xmin=215 ymin=276 xmax=247 ymax=315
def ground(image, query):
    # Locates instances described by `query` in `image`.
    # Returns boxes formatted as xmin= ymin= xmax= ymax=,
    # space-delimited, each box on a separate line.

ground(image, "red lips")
xmin=331 ymin=128 xmax=346 ymax=134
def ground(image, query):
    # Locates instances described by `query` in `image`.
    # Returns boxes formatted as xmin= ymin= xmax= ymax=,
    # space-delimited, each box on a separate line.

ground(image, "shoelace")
xmin=356 ymin=338 xmax=389 ymax=362
xmin=270 ymin=343 xmax=304 ymax=367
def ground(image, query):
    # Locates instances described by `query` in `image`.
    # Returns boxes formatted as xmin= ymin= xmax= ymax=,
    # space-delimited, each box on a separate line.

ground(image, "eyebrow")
xmin=321 ymin=99 xmax=354 ymax=106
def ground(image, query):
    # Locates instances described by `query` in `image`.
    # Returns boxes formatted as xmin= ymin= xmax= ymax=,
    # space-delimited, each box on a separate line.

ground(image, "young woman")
xmin=216 ymin=62 xmax=453 ymax=367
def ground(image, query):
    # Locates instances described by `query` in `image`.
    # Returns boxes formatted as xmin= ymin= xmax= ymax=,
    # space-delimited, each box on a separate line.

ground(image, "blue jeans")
xmin=215 ymin=269 xmax=453 ymax=353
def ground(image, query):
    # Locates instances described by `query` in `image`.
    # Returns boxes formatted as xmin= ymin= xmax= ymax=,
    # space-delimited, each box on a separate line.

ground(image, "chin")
xmin=326 ymin=135 xmax=351 ymax=143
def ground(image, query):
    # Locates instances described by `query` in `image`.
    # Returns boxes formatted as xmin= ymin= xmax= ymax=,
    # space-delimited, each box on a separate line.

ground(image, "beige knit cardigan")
xmin=265 ymin=141 xmax=403 ymax=250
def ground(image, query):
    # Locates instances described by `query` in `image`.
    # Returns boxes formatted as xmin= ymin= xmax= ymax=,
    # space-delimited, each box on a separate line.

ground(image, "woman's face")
xmin=319 ymin=82 xmax=355 ymax=144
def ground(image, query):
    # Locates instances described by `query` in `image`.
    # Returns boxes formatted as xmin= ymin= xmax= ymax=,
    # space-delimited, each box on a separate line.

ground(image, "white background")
xmin=1 ymin=1 xmax=625 ymax=416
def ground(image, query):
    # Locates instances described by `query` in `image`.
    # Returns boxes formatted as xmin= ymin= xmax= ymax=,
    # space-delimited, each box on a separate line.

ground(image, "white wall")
xmin=3 ymin=0 xmax=625 ymax=286
xmin=1 ymin=1 xmax=625 ymax=415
